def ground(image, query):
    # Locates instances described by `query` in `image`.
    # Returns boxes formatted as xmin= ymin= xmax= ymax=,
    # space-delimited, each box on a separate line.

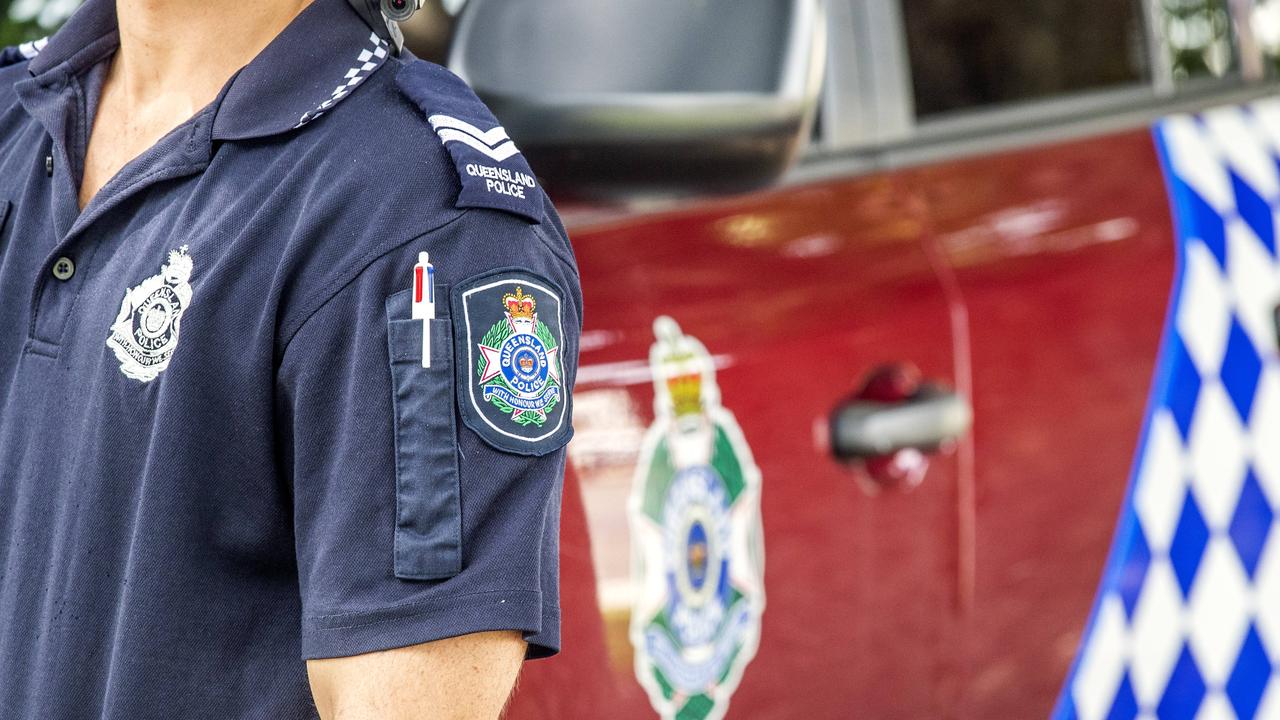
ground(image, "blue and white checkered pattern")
xmin=294 ymin=31 xmax=389 ymax=129
xmin=1056 ymin=102 xmax=1280 ymax=720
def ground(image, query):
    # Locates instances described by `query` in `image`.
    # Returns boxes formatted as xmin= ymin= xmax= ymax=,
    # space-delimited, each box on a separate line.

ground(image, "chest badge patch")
xmin=453 ymin=270 xmax=573 ymax=456
xmin=106 ymin=246 xmax=194 ymax=383
xmin=629 ymin=317 xmax=765 ymax=720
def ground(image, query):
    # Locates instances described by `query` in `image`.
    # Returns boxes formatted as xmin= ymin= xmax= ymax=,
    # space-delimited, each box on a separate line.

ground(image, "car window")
xmin=902 ymin=0 xmax=1154 ymax=118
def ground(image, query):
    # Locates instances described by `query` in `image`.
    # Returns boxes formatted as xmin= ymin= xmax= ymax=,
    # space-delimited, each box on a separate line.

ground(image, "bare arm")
xmin=307 ymin=631 xmax=526 ymax=720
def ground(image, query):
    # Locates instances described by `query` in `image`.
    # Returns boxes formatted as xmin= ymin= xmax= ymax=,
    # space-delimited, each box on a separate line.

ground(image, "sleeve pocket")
xmin=386 ymin=316 xmax=462 ymax=581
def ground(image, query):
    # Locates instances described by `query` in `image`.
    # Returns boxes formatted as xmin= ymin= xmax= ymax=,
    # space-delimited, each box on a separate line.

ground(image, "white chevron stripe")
xmin=435 ymin=129 xmax=521 ymax=162
xmin=428 ymin=114 xmax=511 ymax=147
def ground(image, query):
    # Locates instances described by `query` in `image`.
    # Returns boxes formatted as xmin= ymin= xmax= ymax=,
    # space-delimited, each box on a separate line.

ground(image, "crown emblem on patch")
xmin=657 ymin=341 xmax=705 ymax=418
xmin=475 ymin=283 xmax=562 ymax=429
xmin=666 ymin=373 xmax=703 ymax=417
xmin=504 ymin=287 xmax=536 ymax=320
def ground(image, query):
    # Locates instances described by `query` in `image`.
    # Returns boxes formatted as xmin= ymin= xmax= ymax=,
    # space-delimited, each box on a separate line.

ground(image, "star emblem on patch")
xmin=453 ymin=271 xmax=573 ymax=455
xmin=475 ymin=286 xmax=563 ymax=426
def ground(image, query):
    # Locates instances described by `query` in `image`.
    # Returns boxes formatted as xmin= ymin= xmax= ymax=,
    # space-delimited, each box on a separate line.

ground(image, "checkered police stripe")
xmin=294 ymin=32 xmax=389 ymax=129
xmin=1055 ymin=102 xmax=1280 ymax=720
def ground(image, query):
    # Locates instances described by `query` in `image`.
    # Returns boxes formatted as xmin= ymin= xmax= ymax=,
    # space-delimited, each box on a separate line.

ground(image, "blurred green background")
xmin=1 ymin=0 xmax=78 ymax=47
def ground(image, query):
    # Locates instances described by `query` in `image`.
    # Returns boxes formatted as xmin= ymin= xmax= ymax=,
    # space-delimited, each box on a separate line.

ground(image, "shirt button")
xmin=51 ymin=257 xmax=76 ymax=281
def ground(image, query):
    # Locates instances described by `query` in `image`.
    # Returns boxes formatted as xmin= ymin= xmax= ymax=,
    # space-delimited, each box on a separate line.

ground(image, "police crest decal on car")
xmin=453 ymin=270 xmax=572 ymax=455
xmin=106 ymin=247 xmax=194 ymax=383
xmin=629 ymin=317 xmax=765 ymax=720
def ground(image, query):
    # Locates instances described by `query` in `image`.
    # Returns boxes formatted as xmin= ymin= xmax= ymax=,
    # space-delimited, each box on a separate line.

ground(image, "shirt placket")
xmin=15 ymin=64 xmax=213 ymax=356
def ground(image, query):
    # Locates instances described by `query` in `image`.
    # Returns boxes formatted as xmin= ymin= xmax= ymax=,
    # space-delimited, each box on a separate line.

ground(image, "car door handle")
xmin=831 ymin=386 xmax=973 ymax=460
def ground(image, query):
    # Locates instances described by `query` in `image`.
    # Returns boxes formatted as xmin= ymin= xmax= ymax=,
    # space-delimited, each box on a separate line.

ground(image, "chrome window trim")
xmin=907 ymin=76 xmax=1238 ymax=143
xmin=1142 ymin=0 xmax=1178 ymax=95
xmin=818 ymin=0 xmax=914 ymax=150
xmin=788 ymin=79 xmax=1280 ymax=186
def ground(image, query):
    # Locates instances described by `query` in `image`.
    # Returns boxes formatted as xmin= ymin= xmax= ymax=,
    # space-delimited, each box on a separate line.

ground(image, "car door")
xmin=901 ymin=130 xmax=1177 ymax=718
xmin=556 ymin=174 xmax=972 ymax=719
xmin=885 ymin=0 xmax=1249 ymax=714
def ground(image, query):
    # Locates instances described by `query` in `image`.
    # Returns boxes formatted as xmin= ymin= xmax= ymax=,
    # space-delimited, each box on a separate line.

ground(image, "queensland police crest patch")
xmin=106 ymin=246 xmax=194 ymax=383
xmin=453 ymin=270 xmax=572 ymax=455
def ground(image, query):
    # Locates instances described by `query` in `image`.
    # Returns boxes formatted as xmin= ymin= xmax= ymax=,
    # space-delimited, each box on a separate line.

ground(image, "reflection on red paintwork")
xmin=506 ymin=129 xmax=1173 ymax=719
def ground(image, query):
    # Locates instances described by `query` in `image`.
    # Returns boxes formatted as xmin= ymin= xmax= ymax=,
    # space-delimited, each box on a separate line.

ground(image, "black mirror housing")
xmin=449 ymin=0 xmax=826 ymax=199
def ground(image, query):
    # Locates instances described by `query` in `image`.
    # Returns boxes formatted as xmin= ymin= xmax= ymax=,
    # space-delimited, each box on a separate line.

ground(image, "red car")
xmin=418 ymin=0 xmax=1280 ymax=717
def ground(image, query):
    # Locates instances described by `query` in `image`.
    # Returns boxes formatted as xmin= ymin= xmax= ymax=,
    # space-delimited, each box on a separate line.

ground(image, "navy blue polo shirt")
xmin=0 ymin=0 xmax=580 ymax=716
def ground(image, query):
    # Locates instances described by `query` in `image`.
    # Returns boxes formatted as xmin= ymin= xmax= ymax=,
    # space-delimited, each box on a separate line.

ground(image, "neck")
xmin=111 ymin=0 xmax=313 ymax=112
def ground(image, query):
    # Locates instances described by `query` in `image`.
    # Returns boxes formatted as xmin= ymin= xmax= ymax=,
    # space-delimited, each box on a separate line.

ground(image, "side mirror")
xmin=448 ymin=0 xmax=827 ymax=198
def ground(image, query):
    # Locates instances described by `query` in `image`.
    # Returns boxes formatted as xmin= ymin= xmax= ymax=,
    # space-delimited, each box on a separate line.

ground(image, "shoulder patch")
xmin=452 ymin=269 xmax=573 ymax=456
xmin=0 ymin=37 xmax=48 ymax=68
xmin=396 ymin=61 xmax=544 ymax=225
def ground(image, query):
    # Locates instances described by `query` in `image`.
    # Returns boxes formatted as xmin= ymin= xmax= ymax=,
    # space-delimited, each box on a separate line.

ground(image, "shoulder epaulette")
xmin=396 ymin=60 xmax=544 ymax=225
xmin=0 ymin=37 xmax=48 ymax=69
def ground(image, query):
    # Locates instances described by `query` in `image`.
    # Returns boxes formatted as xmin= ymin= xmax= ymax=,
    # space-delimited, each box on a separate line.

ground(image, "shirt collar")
xmin=212 ymin=0 xmax=391 ymax=140
xmin=25 ymin=0 xmax=117 ymax=78
xmin=25 ymin=0 xmax=392 ymax=142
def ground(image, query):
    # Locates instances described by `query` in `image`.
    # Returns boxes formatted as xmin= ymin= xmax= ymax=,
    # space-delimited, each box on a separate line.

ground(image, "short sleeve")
xmin=275 ymin=211 xmax=580 ymax=660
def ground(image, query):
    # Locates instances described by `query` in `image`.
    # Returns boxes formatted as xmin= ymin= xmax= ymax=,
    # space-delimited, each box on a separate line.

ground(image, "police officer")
xmin=0 ymin=0 xmax=579 ymax=717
